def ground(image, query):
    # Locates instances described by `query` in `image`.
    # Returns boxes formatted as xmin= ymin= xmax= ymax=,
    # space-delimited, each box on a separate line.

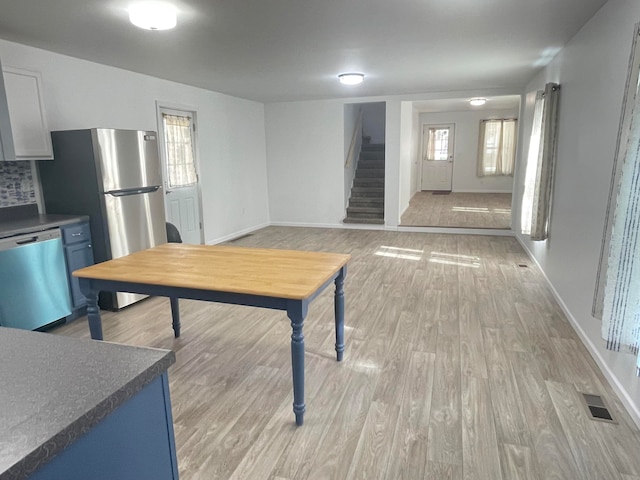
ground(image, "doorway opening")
xmin=343 ymin=102 xmax=386 ymax=225
xmin=400 ymin=95 xmax=520 ymax=229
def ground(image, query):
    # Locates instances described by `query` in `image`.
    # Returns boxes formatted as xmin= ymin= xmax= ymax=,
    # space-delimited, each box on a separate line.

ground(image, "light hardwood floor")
xmin=55 ymin=227 xmax=640 ymax=479
xmin=400 ymin=192 xmax=512 ymax=229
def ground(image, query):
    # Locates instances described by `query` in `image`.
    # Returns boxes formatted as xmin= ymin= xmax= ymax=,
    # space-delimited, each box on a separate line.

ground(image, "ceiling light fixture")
xmin=338 ymin=73 xmax=365 ymax=85
xmin=129 ymin=2 xmax=177 ymax=30
xmin=469 ymin=98 xmax=487 ymax=106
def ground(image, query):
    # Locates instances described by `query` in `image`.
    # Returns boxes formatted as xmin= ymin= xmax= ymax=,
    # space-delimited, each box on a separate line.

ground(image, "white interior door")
xmin=157 ymin=106 xmax=203 ymax=244
xmin=421 ymin=124 xmax=455 ymax=191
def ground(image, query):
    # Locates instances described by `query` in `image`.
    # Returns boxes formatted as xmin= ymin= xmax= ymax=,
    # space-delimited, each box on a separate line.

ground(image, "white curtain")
xmin=521 ymin=83 xmax=561 ymax=240
xmin=521 ymin=92 xmax=545 ymax=235
xmin=163 ymin=114 xmax=197 ymax=188
xmin=602 ymin=88 xmax=640 ymax=375
xmin=477 ymin=119 xmax=517 ymax=176
xmin=593 ymin=23 xmax=640 ymax=320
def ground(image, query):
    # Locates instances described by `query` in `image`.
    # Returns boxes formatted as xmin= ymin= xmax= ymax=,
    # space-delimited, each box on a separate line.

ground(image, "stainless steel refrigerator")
xmin=39 ymin=128 xmax=168 ymax=310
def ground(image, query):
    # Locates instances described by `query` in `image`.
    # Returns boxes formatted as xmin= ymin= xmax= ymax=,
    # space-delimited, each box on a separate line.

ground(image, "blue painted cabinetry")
xmin=29 ymin=373 xmax=179 ymax=480
xmin=60 ymin=221 xmax=94 ymax=319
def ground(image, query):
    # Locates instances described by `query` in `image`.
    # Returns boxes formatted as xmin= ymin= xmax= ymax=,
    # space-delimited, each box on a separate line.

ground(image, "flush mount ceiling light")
xmin=129 ymin=2 xmax=177 ymax=30
xmin=338 ymin=73 xmax=365 ymax=85
xmin=469 ymin=98 xmax=487 ymax=106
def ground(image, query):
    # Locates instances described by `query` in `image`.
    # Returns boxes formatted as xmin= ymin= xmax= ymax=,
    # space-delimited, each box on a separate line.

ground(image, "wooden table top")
xmin=73 ymin=243 xmax=351 ymax=300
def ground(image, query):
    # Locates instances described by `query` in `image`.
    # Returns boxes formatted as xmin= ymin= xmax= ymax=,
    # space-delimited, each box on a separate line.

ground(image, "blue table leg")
xmin=85 ymin=290 xmax=103 ymax=341
xmin=287 ymin=301 xmax=308 ymax=426
xmin=334 ymin=265 xmax=346 ymax=362
xmin=170 ymin=297 xmax=181 ymax=338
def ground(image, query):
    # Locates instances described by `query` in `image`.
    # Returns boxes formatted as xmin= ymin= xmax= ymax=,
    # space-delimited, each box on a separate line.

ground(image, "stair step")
xmin=360 ymin=151 xmax=385 ymax=161
xmin=351 ymin=187 xmax=385 ymax=197
xmin=349 ymin=199 xmax=384 ymax=209
xmin=356 ymin=168 xmax=385 ymax=178
xmin=358 ymin=160 xmax=385 ymax=169
xmin=345 ymin=212 xmax=385 ymax=220
xmin=347 ymin=206 xmax=384 ymax=215
xmin=343 ymin=217 xmax=385 ymax=225
xmin=354 ymin=178 xmax=384 ymax=187
xmin=362 ymin=143 xmax=385 ymax=152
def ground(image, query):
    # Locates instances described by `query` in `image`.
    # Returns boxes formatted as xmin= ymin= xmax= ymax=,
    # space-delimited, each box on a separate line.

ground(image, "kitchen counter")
xmin=0 ymin=213 xmax=88 ymax=239
xmin=0 ymin=328 xmax=176 ymax=480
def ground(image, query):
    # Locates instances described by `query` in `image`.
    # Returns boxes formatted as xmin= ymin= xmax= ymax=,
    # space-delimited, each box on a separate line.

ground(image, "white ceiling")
xmin=413 ymin=95 xmax=521 ymax=113
xmin=0 ymin=0 xmax=607 ymax=103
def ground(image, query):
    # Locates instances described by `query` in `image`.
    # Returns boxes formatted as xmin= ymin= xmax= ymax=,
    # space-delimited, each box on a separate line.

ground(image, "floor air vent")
xmin=517 ymin=264 xmax=529 ymax=268
xmin=581 ymin=393 xmax=616 ymax=423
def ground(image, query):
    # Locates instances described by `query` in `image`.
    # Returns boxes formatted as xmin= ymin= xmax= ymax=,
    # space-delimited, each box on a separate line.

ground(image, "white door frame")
xmin=418 ymin=123 xmax=455 ymax=192
xmin=155 ymin=100 xmax=205 ymax=244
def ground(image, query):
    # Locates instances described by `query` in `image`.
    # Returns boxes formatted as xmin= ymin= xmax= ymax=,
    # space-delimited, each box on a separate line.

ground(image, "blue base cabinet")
xmin=60 ymin=221 xmax=94 ymax=321
xmin=30 ymin=373 xmax=179 ymax=480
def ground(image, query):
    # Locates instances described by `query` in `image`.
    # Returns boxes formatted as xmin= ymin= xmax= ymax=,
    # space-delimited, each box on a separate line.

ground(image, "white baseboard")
xmin=515 ymin=234 xmax=640 ymax=428
xmin=452 ymin=189 xmax=513 ymax=194
xmin=398 ymin=225 xmax=515 ymax=236
xmin=269 ymin=221 xmax=345 ymax=229
xmin=206 ymin=222 xmax=270 ymax=245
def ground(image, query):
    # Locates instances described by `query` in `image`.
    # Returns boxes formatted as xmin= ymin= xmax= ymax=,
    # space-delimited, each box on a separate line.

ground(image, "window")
xmin=162 ymin=113 xmax=197 ymax=188
xmin=424 ymin=127 xmax=450 ymax=161
xmin=593 ymin=23 xmax=640 ymax=376
xmin=477 ymin=119 xmax=517 ymax=176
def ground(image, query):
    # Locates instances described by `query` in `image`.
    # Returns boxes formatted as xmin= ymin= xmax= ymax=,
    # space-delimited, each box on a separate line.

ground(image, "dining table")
xmin=73 ymin=243 xmax=350 ymax=426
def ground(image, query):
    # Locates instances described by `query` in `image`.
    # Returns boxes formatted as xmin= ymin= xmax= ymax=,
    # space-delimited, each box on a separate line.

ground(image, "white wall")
xmin=265 ymin=100 xmax=345 ymax=227
xmin=264 ymin=89 xmax=520 ymax=228
xmin=398 ymin=101 xmax=414 ymax=217
xmin=361 ymin=102 xmax=386 ymax=144
xmin=410 ymin=108 xmax=420 ymax=199
xmin=418 ymin=108 xmax=518 ymax=193
xmin=0 ymin=38 xmax=270 ymax=244
xmin=514 ymin=0 xmax=640 ymax=424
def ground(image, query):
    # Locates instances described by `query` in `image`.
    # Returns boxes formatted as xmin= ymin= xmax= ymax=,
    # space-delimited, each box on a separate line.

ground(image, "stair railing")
xmin=345 ymin=107 xmax=364 ymax=168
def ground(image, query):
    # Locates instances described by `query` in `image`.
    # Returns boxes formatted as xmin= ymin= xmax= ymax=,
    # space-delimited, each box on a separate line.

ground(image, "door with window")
xmin=421 ymin=124 xmax=455 ymax=191
xmin=157 ymin=107 xmax=203 ymax=244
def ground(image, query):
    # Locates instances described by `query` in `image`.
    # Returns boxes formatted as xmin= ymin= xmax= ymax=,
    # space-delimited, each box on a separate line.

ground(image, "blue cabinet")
xmin=29 ymin=373 xmax=179 ymax=480
xmin=60 ymin=221 xmax=94 ymax=319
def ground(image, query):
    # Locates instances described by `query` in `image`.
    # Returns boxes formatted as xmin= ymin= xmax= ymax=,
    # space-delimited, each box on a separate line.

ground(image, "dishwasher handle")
xmin=15 ymin=236 xmax=38 ymax=245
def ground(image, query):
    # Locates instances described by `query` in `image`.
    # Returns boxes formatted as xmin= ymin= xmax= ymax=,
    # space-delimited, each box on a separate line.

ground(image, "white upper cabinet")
xmin=0 ymin=62 xmax=16 ymax=161
xmin=1 ymin=65 xmax=53 ymax=160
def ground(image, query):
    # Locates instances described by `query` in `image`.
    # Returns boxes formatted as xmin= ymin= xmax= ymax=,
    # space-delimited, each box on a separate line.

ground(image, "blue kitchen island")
xmin=0 ymin=327 xmax=178 ymax=480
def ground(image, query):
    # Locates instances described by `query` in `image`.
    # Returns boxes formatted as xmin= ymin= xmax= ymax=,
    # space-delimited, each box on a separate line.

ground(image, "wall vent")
xmin=581 ymin=393 xmax=616 ymax=423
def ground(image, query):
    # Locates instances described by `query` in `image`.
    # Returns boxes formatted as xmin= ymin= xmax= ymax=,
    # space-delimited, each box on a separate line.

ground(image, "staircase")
xmin=344 ymin=143 xmax=385 ymax=225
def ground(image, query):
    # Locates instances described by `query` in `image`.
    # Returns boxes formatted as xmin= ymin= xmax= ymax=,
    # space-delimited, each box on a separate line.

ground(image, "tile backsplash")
xmin=0 ymin=161 xmax=36 ymax=207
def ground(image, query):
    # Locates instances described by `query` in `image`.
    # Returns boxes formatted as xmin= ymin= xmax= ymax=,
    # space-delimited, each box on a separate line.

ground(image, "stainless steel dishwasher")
xmin=0 ymin=228 xmax=72 ymax=330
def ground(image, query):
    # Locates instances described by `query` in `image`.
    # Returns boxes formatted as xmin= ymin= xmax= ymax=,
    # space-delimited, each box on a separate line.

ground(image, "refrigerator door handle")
xmin=106 ymin=186 xmax=161 ymax=197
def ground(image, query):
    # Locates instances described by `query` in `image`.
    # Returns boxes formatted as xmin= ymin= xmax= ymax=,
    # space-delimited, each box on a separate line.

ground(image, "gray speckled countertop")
xmin=0 ymin=328 xmax=175 ymax=480
xmin=0 ymin=214 xmax=89 ymax=239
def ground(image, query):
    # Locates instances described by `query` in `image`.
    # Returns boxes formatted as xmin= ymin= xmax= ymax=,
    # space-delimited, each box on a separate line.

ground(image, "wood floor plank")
xmin=344 ymin=400 xmax=400 ymax=480
xmin=499 ymin=444 xmax=539 ymax=480
xmin=305 ymin=367 xmax=380 ymax=480
xmin=483 ymin=327 xmax=530 ymax=446
xmin=461 ymin=375 xmax=503 ymax=480
xmin=51 ymin=226 xmax=640 ymax=480
xmin=427 ymin=332 xmax=462 ymax=466
xmin=509 ymin=351 xmax=581 ymax=480
xmin=384 ymin=351 xmax=436 ymax=478
xmin=425 ymin=461 xmax=463 ymax=480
